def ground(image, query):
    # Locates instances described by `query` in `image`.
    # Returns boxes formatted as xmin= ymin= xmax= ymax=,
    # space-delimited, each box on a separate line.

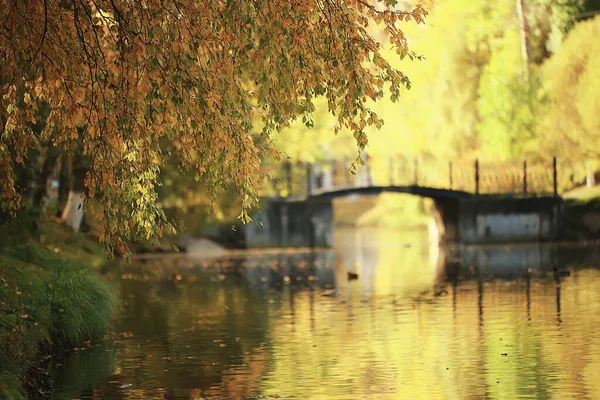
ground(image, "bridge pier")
xmin=429 ymin=198 xmax=460 ymax=245
xmin=244 ymin=198 xmax=334 ymax=248
xmin=430 ymin=196 xmax=564 ymax=245
xmin=456 ymin=196 xmax=563 ymax=244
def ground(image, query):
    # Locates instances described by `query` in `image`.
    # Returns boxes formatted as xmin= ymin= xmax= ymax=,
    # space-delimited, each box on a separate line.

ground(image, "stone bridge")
xmin=246 ymin=156 xmax=575 ymax=248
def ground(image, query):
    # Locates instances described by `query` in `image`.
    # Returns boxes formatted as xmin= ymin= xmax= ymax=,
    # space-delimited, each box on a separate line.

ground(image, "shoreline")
xmin=0 ymin=221 xmax=119 ymax=399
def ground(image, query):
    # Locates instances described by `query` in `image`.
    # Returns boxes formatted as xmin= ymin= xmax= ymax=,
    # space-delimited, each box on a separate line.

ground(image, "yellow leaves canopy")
xmin=0 ymin=0 xmax=426 ymax=251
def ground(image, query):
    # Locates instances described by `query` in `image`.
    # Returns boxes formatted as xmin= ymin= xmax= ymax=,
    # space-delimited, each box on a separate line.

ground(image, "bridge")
xmin=263 ymin=156 xmax=564 ymax=201
xmin=247 ymin=156 xmax=575 ymax=249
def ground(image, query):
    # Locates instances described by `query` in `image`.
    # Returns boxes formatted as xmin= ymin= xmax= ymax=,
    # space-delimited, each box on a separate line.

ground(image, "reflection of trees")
xmin=240 ymin=250 xmax=335 ymax=290
xmin=49 ymin=343 xmax=116 ymax=400
xmin=261 ymin=237 xmax=600 ymax=399
xmin=54 ymin=258 xmax=278 ymax=398
xmin=476 ymin=278 xmax=559 ymax=399
xmin=54 ymin=241 xmax=600 ymax=399
xmin=438 ymin=244 xmax=600 ymax=399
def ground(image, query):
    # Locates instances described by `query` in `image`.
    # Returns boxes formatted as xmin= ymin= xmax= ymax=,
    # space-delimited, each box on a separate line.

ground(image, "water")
xmin=49 ymin=229 xmax=600 ymax=399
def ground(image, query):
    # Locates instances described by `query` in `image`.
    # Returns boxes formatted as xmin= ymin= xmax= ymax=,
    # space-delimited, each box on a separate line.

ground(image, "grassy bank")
xmin=559 ymin=186 xmax=600 ymax=240
xmin=0 ymin=218 xmax=119 ymax=399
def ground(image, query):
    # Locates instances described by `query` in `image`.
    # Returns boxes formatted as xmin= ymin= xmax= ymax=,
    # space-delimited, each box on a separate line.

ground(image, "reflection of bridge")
xmin=266 ymin=156 xmax=561 ymax=200
xmin=247 ymin=156 xmax=567 ymax=249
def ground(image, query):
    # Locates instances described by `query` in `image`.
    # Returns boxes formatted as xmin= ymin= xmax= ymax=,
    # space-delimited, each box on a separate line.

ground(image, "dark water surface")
xmin=50 ymin=230 xmax=600 ymax=399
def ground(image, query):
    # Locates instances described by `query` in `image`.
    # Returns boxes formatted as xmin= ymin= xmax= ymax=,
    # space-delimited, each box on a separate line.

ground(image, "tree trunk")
xmin=516 ymin=0 xmax=531 ymax=77
xmin=61 ymin=190 xmax=84 ymax=232
xmin=586 ymin=162 xmax=596 ymax=187
xmin=60 ymin=155 xmax=87 ymax=232
xmin=32 ymin=144 xmax=60 ymax=209
xmin=56 ymin=154 xmax=71 ymax=216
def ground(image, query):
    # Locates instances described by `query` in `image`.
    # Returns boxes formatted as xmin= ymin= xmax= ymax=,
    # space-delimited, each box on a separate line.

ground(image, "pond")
xmin=49 ymin=229 xmax=600 ymax=399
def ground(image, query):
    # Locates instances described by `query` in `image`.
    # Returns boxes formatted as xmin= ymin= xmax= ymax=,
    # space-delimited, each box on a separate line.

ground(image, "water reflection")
xmin=49 ymin=229 xmax=600 ymax=399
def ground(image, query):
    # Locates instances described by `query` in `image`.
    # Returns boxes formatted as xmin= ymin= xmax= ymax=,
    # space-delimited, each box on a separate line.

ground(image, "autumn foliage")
xmin=0 ymin=0 xmax=426 ymax=252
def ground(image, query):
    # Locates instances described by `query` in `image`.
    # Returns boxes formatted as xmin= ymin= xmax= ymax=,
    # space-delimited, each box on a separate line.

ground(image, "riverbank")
xmin=561 ymin=186 xmax=600 ymax=240
xmin=0 ymin=218 xmax=119 ymax=399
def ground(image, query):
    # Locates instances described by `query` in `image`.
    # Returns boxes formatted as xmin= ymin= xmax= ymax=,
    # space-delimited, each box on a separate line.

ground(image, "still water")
xmin=50 ymin=229 xmax=600 ymax=399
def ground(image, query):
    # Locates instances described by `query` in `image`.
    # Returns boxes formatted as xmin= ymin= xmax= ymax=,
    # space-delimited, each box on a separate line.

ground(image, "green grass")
xmin=563 ymin=185 xmax=600 ymax=209
xmin=563 ymin=185 xmax=600 ymax=200
xmin=0 ymin=372 xmax=27 ymax=400
xmin=555 ymin=185 xmax=600 ymax=240
xmin=0 ymin=218 xmax=119 ymax=398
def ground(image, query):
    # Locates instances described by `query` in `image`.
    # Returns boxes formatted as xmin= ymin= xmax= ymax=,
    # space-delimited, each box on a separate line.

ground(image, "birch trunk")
xmin=61 ymin=190 xmax=84 ymax=232
xmin=60 ymin=155 xmax=87 ymax=232
xmin=586 ymin=162 xmax=596 ymax=187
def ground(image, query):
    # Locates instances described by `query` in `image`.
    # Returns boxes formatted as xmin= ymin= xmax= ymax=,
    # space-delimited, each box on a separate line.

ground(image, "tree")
xmin=0 ymin=0 xmax=427 ymax=254
xmin=537 ymin=16 xmax=600 ymax=174
xmin=384 ymin=0 xmax=579 ymax=163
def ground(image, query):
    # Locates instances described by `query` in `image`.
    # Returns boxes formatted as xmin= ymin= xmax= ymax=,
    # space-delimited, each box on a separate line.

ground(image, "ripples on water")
xmin=49 ymin=229 xmax=600 ymax=399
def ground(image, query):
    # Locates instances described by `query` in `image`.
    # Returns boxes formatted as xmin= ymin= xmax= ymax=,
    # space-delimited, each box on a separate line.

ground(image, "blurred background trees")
xmin=273 ymin=0 xmax=600 ymax=164
xmin=272 ymin=0 xmax=600 ymax=190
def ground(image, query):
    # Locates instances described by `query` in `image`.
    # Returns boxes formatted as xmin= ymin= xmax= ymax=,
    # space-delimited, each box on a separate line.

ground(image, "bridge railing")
xmin=260 ymin=156 xmax=581 ymax=198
